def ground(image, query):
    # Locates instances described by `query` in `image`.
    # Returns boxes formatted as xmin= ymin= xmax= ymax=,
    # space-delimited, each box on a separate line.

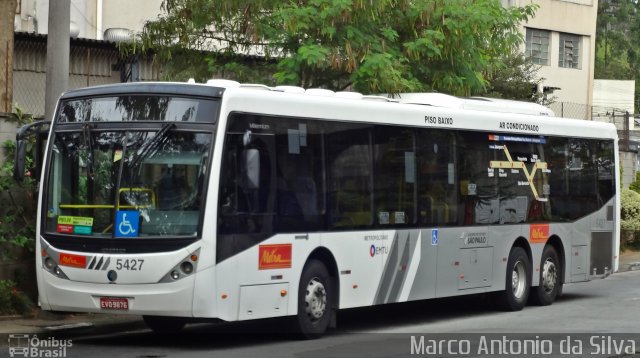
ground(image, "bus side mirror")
xmin=13 ymin=120 xmax=51 ymax=183
xmin=242 ymin=148 xmax=260 ymax=189
xmin=13 ymin=139 xmax=27 ymax=182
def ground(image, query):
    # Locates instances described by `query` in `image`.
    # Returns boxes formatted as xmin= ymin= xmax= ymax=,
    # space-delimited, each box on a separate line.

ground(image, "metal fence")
xmin=548 ymin=101 xmax=634 ymax=129
xmin=12 ymin=36 xmax=161 ymax=118
xmin=547 ymin=101 xmax=591 ymax=120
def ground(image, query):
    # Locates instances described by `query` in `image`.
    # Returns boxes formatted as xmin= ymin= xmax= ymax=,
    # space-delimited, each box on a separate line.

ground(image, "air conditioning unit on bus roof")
xmin=393 ymin=93 xmax=555 ymax=117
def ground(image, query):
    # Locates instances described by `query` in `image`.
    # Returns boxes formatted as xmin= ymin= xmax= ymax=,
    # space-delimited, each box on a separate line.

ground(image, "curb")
xmin=0 ymin=315 xmax=23 ymax=322
xmin=40 ymin=317 xmax=147 ymax=340
xmin=624 ymin=262 xmax=640 ymax=271
xmin=0 ymin=316 xmax=147 ymax=345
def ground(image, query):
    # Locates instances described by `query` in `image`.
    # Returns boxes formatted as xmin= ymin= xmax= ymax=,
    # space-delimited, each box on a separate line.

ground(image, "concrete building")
xmin=505 ymin=0 xmax=598 ymax=119
xmin=593 ymin=79 xmax=635 ymax=129
xmin=1 ymin=0 xmax=164 ymax=161
xmin=9 ymin=0 xmax=164 ymax=119
xmin=14 ymin=0 xmax=164 ymax=40
xmin=592 ymin=80 xmax=640 ymax=188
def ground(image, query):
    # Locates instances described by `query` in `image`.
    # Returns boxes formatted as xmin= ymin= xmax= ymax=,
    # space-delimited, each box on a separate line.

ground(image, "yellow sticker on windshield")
xmin=114 ymin=149 xmax=123 ymax=162
xmin=58 ymin=216 xmax=94 ymax=227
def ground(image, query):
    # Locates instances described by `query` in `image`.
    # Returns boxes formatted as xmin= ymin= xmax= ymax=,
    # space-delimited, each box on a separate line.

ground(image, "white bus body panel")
xmin=36 ymin=83 xmax=620 ymax=323
xmin=40 ymin=273 xmax=196 ymax=316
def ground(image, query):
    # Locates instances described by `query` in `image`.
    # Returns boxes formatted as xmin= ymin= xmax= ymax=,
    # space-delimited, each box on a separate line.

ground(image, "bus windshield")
xmin=43 ymin=96 xmax=216 ymax=241
xmin=44 ymin=129 xmax=212 ymax=238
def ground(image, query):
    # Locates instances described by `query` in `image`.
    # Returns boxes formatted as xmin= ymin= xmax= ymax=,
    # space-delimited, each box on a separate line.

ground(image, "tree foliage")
xmin=621 ymin=189 xmax=640 ymax=233
xmin=476 ymin=50 xmax=552 ymax=104
xmin=136 ymin=0 xmax=537 ymax=95
xmin=0 ymin=106 xmax=38 ymax=258
xmin=595 ymin=0 xmax=640 ymax=111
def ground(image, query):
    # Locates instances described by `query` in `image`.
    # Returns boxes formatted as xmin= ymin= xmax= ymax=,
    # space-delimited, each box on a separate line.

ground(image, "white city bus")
xmin=15 ymin=80 xmax=619 ymax=337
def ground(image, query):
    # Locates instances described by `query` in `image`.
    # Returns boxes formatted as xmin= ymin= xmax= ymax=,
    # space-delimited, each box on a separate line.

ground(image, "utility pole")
xmin=0 ymin=0 xmax=17 ymax=114
xmin=44 ymin=0 xmax=70 ymax=121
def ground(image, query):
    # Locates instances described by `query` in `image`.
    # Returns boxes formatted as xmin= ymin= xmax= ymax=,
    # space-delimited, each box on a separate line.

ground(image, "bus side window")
xmin=374 ymin=126 xmax=416 ymax=226
xmin=417 ymin=129 xmax=456 ymax=226
xmin=327 ymin=123 xmax=373 ymax=229
xmin=456 ymin=132 xmax=499 ymax=225
xmin=218 ymin=127 xmax=276 ymax=235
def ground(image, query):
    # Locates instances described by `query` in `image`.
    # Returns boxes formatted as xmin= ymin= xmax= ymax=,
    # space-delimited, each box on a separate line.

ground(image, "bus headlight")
xmin=40 ymin=243 xmax=69 ymax=280
xmin=171 ymin=270 xmax=180 ymax=280
xmin=158 ymin=248 xmax=200 ymax=283
xmin=180 ymin=262 xmax=193 ymax=274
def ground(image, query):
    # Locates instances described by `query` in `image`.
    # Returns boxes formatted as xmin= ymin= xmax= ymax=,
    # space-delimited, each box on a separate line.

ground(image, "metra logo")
xmin=530 ymin=224 xmax=550 ymax=243
xmin=59 ymin=253 xmax=87 ymax=268
xmin=370 ymin=244 xmax=389 ymax=257
xmin=258 ymin=244 xmax=292 ymax=270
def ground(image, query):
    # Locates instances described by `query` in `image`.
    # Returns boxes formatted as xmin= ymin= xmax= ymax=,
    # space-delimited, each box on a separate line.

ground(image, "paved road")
xmin=19 ymin=271 xmax=640 ymax=357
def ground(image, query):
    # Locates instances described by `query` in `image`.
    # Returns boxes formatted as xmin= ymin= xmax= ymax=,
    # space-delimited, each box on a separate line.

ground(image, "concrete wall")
xmin=620 ymin=151 xmax=637 ymax=189
xmin=15 ymin=0 xmax=164 ymax=39
xmin=102 ymin=0 xmax=164 ymax=35
xmin=507 ymin=0 xmax=598 ymax=111
xmin=593 ymin=80 xmax=635 ymax=112
xmin=593 ymin=79 xmax=635 ymax=130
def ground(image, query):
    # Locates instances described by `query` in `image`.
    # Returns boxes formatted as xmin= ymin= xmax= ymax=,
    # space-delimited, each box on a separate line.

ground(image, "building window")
xmin=559 ymin=33 xmax=581 ymax=69
xmin=525 ymin=28 xmax=550 ymax=66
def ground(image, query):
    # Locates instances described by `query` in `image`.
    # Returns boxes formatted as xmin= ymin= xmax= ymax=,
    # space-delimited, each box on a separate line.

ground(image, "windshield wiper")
xmin=129 ymin=123 xmax=175 ymax=170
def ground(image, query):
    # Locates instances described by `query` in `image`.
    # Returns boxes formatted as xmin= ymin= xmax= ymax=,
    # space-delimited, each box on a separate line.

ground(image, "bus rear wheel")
xmin=143 ymin=315 xmax=186 ymax=335
xmin=497 ymin=246 xmax=530 ymax=311
xmin=530 ymin=245 xmax=561 ymax=306
xmin=295 ymin=260 xmax=333 ymax=339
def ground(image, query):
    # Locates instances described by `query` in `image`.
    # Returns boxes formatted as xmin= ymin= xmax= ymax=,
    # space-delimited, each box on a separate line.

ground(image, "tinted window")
xmin=417 ymin=129 xmax=457 ymax=226
xmin=597 ymin=140 xmax=615 ymax=204
xmin=495 ymin=136 xmax=550 ymax=223
xmin=326 ymin=123 xmax=373 ymax=229
xmin=374 ymin=126 xmax=416 ymax=226
xmin=217 ymin=112 xmax=617 ymax=263
xmin=217 ymin=114 xmax=277 ymax=262
xmin=272 ymin=118 xmax=325 ymax=232
xmin=57 ymin=96 xmax=219 ymax=123
xmin=457 ymin=132 xmax=499 ymax=225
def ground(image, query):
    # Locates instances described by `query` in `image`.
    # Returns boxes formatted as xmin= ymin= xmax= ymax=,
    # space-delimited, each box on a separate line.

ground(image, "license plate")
xmin=100 ymin=297 xmax=129 ymax=311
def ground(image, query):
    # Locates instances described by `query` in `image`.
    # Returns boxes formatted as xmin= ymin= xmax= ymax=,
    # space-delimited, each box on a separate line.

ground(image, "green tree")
xmin=621 ymin=189 xmax=640 ymax=244
xmin=629 ymin=171 xmax=640 ymax=193
xmin=0 ymin=107 xmax=38 ymax=258
xmin=595 ymin=0 xmax=640 ymax=111
xmin=136 ymin=0 xmax=536 ymax=95
xmin=475 ymin=50 xmax=552 ymax=104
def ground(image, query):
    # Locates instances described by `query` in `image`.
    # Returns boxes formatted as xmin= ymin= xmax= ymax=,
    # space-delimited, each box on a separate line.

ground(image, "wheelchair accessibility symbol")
xmin=116 ymin=211 xmax=139 ymax=238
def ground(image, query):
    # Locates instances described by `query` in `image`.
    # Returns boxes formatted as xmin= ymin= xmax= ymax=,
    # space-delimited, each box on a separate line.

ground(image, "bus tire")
xmin=497 ymin=246 xmax=530 ymax=311
xmin=295 ymin=259 xmax=333 ymax=339
xmin=530 ymin=245 xmax=561 ymax=306
xmin=143 ymin=315 xmax=186 ymax=335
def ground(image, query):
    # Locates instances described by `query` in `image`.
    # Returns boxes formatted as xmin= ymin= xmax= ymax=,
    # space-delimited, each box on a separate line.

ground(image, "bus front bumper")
xmin=39 ymin=271 xmax=196 ymax=317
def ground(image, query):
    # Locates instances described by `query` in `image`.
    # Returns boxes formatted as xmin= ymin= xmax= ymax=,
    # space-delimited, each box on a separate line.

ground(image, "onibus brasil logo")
xmin=8 ymin=334 xmax=72 ymax=357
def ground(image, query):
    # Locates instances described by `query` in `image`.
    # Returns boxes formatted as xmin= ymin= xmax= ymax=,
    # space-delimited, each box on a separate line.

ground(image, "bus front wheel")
xmin=530 ymin=245 xmax=561 ymax=306
xmin=497 ymin=246 xmax=530 ymax=311
xmin=295 ymin=259 xmax=333 ymax=339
